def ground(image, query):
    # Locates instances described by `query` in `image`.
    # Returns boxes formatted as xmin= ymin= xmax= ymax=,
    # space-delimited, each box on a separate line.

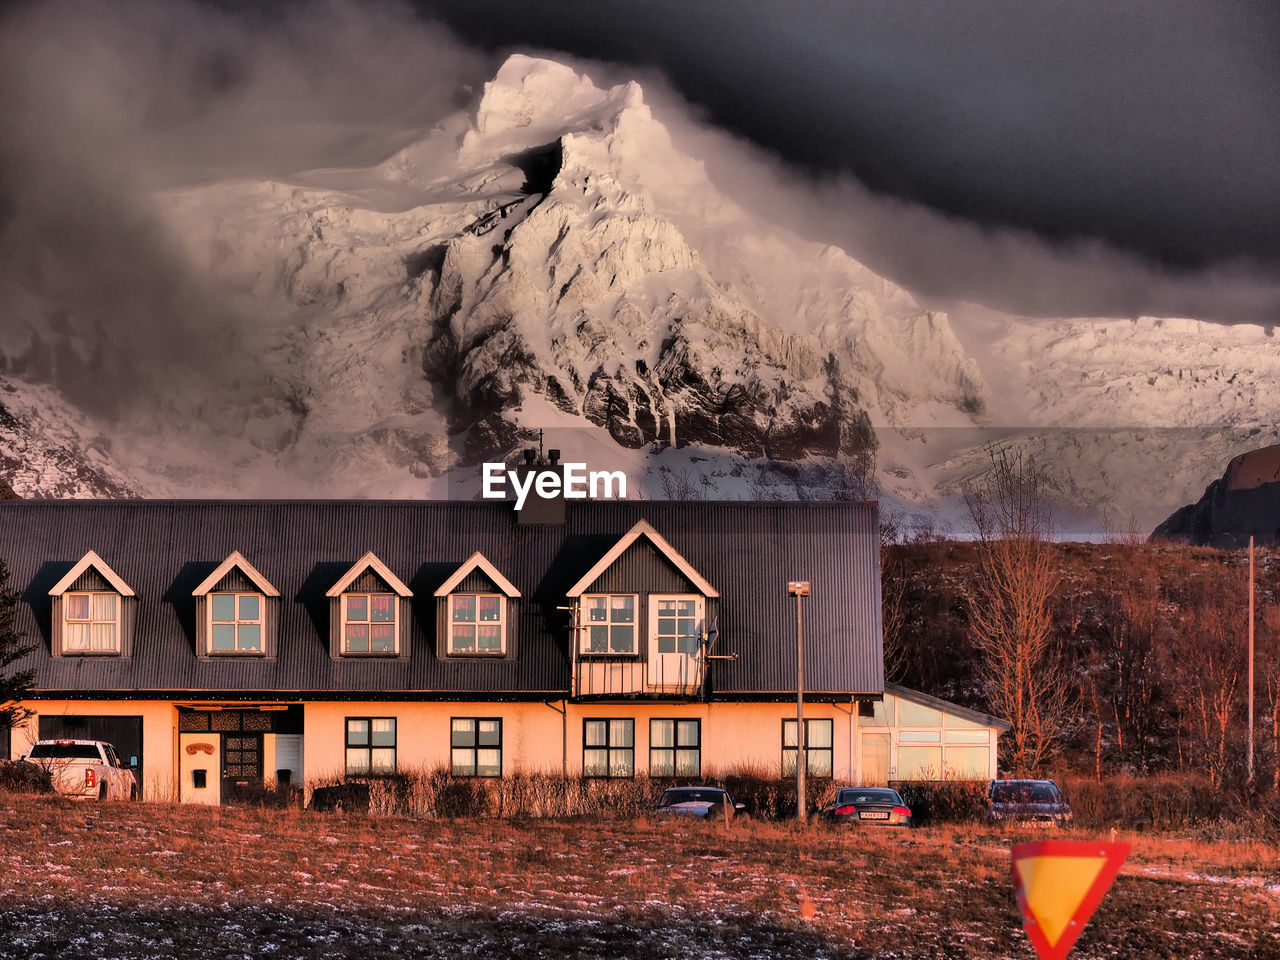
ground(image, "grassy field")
xmin=1 ymin=793 xmax=1278 ymax=959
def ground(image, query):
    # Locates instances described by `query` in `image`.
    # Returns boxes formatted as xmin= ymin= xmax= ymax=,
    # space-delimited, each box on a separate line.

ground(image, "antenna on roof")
xmin=538 ymin=428 xmax=544 ymax=464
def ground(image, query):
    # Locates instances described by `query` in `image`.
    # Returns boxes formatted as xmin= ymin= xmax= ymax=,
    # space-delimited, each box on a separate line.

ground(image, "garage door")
xmin=39 ymin=716 xmax=143 ymax=789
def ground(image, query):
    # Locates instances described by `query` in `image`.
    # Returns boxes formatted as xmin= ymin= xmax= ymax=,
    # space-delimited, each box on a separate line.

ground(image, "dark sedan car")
xmin=654 ymin=787 xmax=746 ymax=821
xmin=986 ymin=779 xmax=1073 ymax=828
xmin=818 ymin=787 xmax=913 ymax=826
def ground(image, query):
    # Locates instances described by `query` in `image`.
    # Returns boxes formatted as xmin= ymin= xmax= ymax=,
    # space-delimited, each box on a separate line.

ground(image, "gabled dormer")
xmin=434 ymin=551 xmax=520 ymax=658
xmin=567 ymin=520 xmax=718 ymax=697
xmin=49 ymin=550 xmax=136 ymax=657
xmin=193 ymin=551 xmax=280 ymax=657
xmin=326 ymin=552 xmax=412 ymax=658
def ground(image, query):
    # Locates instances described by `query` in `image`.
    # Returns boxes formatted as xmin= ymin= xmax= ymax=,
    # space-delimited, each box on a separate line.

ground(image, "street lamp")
xmin=788 ymin=580 xmax=811 ymax=822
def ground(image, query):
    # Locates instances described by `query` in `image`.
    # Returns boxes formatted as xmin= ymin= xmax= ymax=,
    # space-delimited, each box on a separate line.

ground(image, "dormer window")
xmin=193 ymin=551 xmax=279 ymax=658
xmin=343 ymin=593 xmax=397 ymax=653
xmin=448 ymin=594 xmax=505 ymax=654
xmin=434 ymin=552 xmax=520 ymax=658
xmin=582 ymin=595 xmax=637 ymax=654
xmin=63 ymin=592 xmax=120 ymax=653
xmin=50 ymin=550 xmax=136 ymax=657
xmin=211 ymin=593 xmax=263 ymax=653
xmin=326 ymin=552 xmax=413 ymax=658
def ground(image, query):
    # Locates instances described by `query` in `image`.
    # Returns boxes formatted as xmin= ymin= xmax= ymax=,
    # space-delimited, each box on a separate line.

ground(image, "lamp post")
xmin=788 ymin=580 xmax=811 ymax=822
xmin=1248 ymin=536 xmax=1255 ymax=783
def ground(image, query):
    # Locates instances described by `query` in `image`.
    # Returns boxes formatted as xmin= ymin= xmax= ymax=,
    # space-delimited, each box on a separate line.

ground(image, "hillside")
xmin=885 ymin=538 xmax=1279 ymax=782
xmin=1 ymin=53 xmax=1277 ymax=530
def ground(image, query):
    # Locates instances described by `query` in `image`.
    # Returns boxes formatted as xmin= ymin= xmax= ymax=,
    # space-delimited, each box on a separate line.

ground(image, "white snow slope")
xmin=1 ymin=54 xmax=1276 ymax=533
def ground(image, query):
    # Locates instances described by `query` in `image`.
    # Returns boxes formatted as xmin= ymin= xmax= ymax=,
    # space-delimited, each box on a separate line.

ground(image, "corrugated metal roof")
xmin=0 ymin=500 xmax=884 ymax=699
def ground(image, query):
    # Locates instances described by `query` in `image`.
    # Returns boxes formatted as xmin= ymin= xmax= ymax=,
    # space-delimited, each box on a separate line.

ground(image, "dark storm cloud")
xmin=417 ymin=0 xmax=1280 ymax=275
xmin=0 ymin=0 xmax=490 ymax=415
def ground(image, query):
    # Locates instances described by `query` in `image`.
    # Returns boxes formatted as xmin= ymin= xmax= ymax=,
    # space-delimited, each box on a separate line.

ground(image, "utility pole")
xmin=1249 ymin=536 xmax=1255 ymax=784
xmin=788 ymin=581 xmax=811 ymax=822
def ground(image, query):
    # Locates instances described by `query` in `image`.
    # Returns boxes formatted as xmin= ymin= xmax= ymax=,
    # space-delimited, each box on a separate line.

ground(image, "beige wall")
xmin=13 ymin=692 xmax=1001 ymax=805
xmin=300 ymin=700 xmax=857 ymax=781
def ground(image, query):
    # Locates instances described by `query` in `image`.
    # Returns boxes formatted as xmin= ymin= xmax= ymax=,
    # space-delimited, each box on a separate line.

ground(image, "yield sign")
xmin=1011 ymin=840 xmax=1130 ymax=960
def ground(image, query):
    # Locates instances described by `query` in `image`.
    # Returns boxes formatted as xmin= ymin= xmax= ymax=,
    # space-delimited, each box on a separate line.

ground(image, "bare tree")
xmin=879 ymin=544 xmax=909 ymax=684
xmin=1167 ymin=594 xmax=1243 ymax=786
xmin=962 ymin=445 xmax=1070 ymax=775
xmin=1261 ymin=603 xmax=1280 ymax=791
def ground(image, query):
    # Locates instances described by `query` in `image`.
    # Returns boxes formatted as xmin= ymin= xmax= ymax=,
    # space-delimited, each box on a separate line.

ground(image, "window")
xmin=63 ymin=593 xmax=119 ymax=652
xmin=345 ymin=718 xmax=396 ymax=774
xmin=581 ymin=595 xmax=636 ymax=654
xmin=211 ymin=593 xmax=263 ymax=653
xmin=652 ymin=597 xmax=702 ymax=655
xmin=451 ymin=718 xmax=502 ymax=777
xmin=583 ymin=718 xmax=634 ymax=778
xmin=448 ymin=595 xmax=505 ymax=655
xmin=342 ymin=593 xmax=396 ymax=654
xmin=650 ymin=719 xmax=700 ymax=777
xmin=782 ymin=718 xmax=834 ymax=778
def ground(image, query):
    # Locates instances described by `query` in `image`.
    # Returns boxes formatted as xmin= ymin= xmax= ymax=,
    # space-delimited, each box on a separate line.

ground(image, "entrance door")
xmin=648 ymin=596 xmax=704 ymax=692
xmin=221 ymin=733 xmax=263 ymax=801
xmin=860 ymin=733 xmax=891 ymax=785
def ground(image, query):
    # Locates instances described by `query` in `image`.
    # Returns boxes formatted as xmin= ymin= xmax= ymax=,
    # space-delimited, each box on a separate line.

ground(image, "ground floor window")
xmin=584 ymin=718 xmax=634 ymax=778
xmin=649 ymin=718 xmax=700 ymax=777
xmin=782 ymin=718 xmax=834 ymax=778
xmin=451 ymin=718 xmax=502 ymax=777
xmin=345 ymin=717 xmax=396 ymax=774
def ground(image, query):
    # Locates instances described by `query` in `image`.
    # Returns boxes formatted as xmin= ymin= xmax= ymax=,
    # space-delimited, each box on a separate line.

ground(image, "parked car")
xmin=818 ymin=787 xmax=914 ymax=826
xmin=21 ymin=739 xmax=138 ymax=801
xmin=654 ymin=786 xmax=746 ymax=822
xmin=986 ymin=779 xmax=1072 ymax=827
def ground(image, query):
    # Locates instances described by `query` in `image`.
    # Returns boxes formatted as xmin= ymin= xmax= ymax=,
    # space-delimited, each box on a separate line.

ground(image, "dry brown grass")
xmin=1 ymin=792 xmax=1277 ymax=958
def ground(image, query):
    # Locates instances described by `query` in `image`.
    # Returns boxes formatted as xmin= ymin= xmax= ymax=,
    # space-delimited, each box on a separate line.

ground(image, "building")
xmin=0 ymin=499 xmax=1007 ymax=803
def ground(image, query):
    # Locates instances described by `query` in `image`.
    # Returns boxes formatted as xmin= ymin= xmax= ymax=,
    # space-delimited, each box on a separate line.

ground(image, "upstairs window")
xmin=63 ymin=593 xmax=120 ymax=653
xmin=448 ymin=595 xmax=505 ymax=655
xmin=343 ymin=593 xmax=397 ymax=654
xmin=653 ymin=596 xmax=703 ymax=655
xmin=211 ymin=593 xmax=263 ymax=653
xmin=581 ymin=595 xmax=636 ymax=654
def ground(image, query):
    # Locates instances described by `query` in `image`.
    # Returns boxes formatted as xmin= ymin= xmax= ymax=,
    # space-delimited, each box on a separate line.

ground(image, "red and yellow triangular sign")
xmin=1011 ymin=840 xmax=1130 ymax=960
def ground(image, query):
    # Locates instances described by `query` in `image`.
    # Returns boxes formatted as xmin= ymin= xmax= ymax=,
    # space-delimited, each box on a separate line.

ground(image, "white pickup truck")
xmin=21 ymin=739 xmax=139 ymax=801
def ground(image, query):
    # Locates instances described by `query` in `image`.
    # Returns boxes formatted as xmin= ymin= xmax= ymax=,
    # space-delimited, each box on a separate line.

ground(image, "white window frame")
xmin=579 ymin=594 xmax=639 ymax=655
xmin=340 ymin=592 xmax=399 ymax=655
xmin=649 ymin=594 xmax=704 ymax=656
xmin=62 ymin=592 xmax=121 ymax=654
xmin=447 ymin=594 xmax=507 ymax=656
xmin=208 ymin=592 xmax=265 ymax=655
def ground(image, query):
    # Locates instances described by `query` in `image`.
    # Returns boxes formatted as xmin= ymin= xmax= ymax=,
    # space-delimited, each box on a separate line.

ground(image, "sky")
xmin=417 ymin=0 xmax=1280 ymax=284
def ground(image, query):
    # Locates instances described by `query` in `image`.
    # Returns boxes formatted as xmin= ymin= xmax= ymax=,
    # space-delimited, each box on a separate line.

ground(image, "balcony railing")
xmin=572 ymin=655 xmax=705 ymax=699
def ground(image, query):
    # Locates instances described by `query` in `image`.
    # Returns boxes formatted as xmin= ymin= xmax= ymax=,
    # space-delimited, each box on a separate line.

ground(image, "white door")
xmin=648 ymin=595 xmax=704 ymax=691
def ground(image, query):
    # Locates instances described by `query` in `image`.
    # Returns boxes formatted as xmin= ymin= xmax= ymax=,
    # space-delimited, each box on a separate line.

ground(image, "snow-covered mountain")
xmin=1 ymin=54 xmax=1275 ymax=533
